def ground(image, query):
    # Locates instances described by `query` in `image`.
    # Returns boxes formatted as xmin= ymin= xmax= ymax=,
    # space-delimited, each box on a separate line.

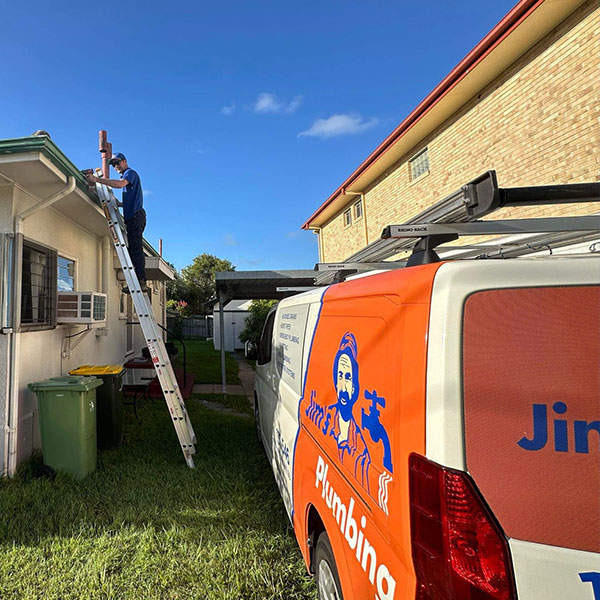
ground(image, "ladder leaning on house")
xmin=94 ymin=177 xmax=197 ymax=468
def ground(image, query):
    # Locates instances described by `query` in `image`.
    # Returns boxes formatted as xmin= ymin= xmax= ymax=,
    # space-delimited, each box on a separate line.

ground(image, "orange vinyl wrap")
xmin=292 ymin=264 xmax=442 ymax=600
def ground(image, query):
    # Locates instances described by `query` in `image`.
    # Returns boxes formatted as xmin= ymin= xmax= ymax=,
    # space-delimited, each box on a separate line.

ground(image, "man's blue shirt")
xmin=121 ymin=168 xmax=143 ymax=221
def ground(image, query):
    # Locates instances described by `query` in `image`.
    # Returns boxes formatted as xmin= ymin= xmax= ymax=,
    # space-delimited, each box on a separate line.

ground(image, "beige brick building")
xmin=302 ymin=0 xmax=600 ymax=262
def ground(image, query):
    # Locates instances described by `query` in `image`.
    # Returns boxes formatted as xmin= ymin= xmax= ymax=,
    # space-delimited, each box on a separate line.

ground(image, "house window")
xmin=343 ymin=208 xmax=352 ymax=227
xmin=21 ymin=240 xmax=57 ymax=328
xmin=354 ymin=199 xmax=363 ymax=220
xmin=410 ymin=147 xmax=430 ymax=181
xmin=57 ymin=256 xmax=75 ymax=291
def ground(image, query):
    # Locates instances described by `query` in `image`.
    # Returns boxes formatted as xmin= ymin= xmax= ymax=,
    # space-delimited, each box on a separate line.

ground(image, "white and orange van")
xmin=250 ymin=254 xmax=600 ymax=600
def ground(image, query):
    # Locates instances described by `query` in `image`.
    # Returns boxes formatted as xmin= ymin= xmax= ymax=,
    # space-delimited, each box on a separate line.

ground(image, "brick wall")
xmin=320 ymin=0 xmax=600 ymax=261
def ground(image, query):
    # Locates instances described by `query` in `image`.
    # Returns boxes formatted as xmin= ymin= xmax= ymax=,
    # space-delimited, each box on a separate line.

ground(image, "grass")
xmin=0 ymin=366 xmax=315 ymax=598
xmin=198 ymin=393 xmax=253 ymax=417
xmin=172 ymin=339 xmax=240 ymax=385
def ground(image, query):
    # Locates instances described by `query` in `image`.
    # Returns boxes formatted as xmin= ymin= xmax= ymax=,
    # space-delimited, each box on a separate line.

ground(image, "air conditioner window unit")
xmin=57 ymin=292 xmax=107 ymax=325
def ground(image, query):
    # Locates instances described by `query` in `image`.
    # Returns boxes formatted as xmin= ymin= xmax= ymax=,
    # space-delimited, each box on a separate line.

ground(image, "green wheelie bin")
xmin=28 ymin=375 xmax=102 ymax=479
xmin=69 ymin=365 xmax=126 ymax=450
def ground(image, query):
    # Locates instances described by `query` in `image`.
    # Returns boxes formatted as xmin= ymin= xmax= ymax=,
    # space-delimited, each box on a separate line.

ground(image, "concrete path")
xmin=192 ymin=352 xmax=255 ymax=406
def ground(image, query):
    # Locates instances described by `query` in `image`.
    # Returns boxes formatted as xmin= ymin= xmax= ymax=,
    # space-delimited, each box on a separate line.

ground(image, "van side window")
xmin=258 ymin=310 xmax=276 ymax=365
xmin=275 ymin=305 xmax=310 ymax=395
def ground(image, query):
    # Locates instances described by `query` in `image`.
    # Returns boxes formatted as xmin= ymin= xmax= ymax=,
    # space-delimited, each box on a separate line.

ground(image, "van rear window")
xmin=462 ymin=286 xmax=600 ymax=553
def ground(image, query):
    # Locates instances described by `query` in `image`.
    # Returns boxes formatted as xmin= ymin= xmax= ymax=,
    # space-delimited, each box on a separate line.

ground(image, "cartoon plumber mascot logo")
xmin=306 ymin=332 xmax=393 ymax=514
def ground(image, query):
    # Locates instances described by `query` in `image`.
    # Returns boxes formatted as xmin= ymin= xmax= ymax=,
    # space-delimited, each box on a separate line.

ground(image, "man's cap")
xmin=109 ymin=152 xmax=126 ymax=166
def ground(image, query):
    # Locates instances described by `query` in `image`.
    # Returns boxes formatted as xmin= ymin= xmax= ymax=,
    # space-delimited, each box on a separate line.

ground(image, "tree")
xmin=239 ymin=300 xmax=278 ymax=345
xmin=165 ymin=264 xmax=191 ymax=304
xmin=179 ymin=254 xmax=235 ymax=314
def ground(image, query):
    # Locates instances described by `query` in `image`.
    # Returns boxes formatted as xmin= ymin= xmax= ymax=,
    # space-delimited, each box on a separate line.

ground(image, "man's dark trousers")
xmin=125 ymin=208 xmax=146 ymax=283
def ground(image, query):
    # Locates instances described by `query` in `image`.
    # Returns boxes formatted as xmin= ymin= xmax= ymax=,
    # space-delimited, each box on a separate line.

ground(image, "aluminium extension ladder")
xmin=94 ymin=176 xmax=197 ymax=468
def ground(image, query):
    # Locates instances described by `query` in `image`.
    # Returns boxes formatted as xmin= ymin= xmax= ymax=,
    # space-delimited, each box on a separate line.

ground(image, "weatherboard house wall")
xmin=307 ymin=0 xmax=600 ymax=261
xmin=0 ymin=135 xmax=173 ymax=476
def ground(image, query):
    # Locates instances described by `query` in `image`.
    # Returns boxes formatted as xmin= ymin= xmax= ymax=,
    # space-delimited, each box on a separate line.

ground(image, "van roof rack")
xmin=315 ymin=170 xmax=600 ymax=282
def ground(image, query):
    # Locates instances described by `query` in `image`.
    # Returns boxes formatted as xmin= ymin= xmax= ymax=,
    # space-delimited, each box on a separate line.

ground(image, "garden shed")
xmin=212 ymin=299 xmax=252 ymax=352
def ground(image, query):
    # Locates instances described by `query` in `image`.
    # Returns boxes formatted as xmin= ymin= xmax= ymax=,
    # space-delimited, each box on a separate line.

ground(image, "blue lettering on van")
xmin=518 ymin=402 xmax=600 ymax=453
xmin=580 ymin=573 xmax=600 ymax=600
xmin=275 ymin=427 xmax=290 ymax=467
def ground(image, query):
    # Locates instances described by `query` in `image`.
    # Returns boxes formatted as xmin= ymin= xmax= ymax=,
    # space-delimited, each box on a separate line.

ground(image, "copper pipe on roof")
xmin=99 ymin=130 xmax=110 ymax=178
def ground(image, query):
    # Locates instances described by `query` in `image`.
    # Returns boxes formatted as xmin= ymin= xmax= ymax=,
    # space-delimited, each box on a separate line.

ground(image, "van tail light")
xmin=409 ymin=453 xmax=517 ymax=600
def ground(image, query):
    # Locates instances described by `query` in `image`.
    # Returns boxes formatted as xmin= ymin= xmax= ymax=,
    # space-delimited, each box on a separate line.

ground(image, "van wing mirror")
xmin=245 ymin=341 xmax=258 ymax=360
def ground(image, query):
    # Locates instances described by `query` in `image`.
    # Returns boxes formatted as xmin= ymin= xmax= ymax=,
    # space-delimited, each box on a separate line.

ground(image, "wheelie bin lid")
xmin=69 ymin=365 xmax=126 ymax=376
xmin=28 ymin=375 xmax=104 ymax=392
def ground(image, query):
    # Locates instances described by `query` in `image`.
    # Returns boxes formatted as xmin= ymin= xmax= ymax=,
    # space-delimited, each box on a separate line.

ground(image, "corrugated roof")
xmin=0 ymin=135 xmax=97 ymax=201
xmin=0 ymin=134 xmax=161 ymax=258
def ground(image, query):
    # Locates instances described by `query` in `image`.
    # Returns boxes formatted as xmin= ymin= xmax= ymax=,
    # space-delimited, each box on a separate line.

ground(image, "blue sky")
xmin=2 ymin=0 xmax=517 ymax=272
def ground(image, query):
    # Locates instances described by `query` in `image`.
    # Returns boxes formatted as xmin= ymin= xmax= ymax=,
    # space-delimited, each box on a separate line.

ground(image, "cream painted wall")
xmin=7 ymin=185 xmax=167 ymax=468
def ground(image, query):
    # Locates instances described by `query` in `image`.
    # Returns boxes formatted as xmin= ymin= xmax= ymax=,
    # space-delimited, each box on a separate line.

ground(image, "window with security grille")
xmin=58 ymin=256 xmax=75 ymax=291
xmin=410 ymin=147 xmax=430 ymax=181
xmin=343 ymin=208 xmax=352 ymax=227
xmin=21 ymin=241 xmax=57 ymax=328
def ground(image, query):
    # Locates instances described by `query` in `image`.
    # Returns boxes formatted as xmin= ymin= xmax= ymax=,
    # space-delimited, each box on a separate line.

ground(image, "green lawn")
xmin=172 ymin=339 xmax=240 ymax=385
xmin=198 ymin=393 xmax=253 ymax=417
xmin=0 ymin=369 xmax=315 ymax=598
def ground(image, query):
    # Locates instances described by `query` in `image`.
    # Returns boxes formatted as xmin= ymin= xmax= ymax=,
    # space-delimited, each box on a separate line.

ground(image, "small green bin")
xmin=28 ymin=375 xmax=103 ymax=479
xmin=69 ymin=365 xmax=126 ymax=450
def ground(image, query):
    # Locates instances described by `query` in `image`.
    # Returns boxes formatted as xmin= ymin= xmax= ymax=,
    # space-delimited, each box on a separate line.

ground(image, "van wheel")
xmin=315 ymin=532 xmax=343 ymax=600
xmin=254 ymin=397 xmax=263 ymax=448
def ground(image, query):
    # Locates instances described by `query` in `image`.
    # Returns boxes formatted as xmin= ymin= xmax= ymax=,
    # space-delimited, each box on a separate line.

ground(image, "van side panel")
xmin=292 ymin=265 xmax=441 ymax=600
xmin=463 ymin=286 xmax=600 ymax=553
xmin=427 ymin=260 xmax=600 ymax=600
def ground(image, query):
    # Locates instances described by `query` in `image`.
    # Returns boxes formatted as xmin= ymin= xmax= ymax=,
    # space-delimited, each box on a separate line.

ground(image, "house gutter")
xmin=5 ymin=176 xmax=76 ymax=476
xmin=301 ymin=0 xmax=545 ymax=230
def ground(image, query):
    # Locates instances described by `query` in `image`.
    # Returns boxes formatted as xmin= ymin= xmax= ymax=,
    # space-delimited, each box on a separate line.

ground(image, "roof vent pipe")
xmin=31 ymin=130 xmax=51 ymax=138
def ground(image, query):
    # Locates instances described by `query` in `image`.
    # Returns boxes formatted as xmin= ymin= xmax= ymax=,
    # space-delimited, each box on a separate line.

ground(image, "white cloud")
xmin=143 ymin=189 xmax=153 ymax=196
xmin=298 ymin=113 xmax=379 ymax=139
xmin=286 ymin=231 xmax=300 ymax=238
xmin=220 ymin=102 xmax=235 ymax=116
xmin=284 ymin=95 xmax=303 ymax=114
xmin=224 ymin=233 xmax=238 ymax=246
xmin=253 ymin=92 xmax=303 ymax=114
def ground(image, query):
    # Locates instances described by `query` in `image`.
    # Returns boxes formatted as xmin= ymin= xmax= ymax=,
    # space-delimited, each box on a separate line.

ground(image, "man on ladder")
xmin=86 ymin=131 xmax=196 ymax=468
xmin=86 ymin=152 xmax=148 ymax=293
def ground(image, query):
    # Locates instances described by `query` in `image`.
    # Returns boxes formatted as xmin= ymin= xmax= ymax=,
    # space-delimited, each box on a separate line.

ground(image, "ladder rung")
xmin=96 ymin=181 xmax=196 ymax=468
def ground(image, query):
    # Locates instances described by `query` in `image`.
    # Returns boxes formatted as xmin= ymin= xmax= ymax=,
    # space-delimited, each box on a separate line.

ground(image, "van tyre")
xmin=315 ymin=532 xmax=343 ymax=600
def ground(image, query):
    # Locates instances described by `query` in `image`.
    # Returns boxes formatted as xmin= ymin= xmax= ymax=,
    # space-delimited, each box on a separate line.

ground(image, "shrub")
xmin=239 ymin=300 xmax=277 ymax=345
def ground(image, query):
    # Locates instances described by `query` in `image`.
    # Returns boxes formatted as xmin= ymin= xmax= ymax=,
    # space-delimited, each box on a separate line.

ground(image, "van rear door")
xmin=426 ymin=259 xmax=600 ymax=600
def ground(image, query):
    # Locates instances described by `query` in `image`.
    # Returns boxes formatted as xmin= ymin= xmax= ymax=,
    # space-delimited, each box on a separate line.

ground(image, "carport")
xmin=215 ymin=270 xmax=318 ymax=393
